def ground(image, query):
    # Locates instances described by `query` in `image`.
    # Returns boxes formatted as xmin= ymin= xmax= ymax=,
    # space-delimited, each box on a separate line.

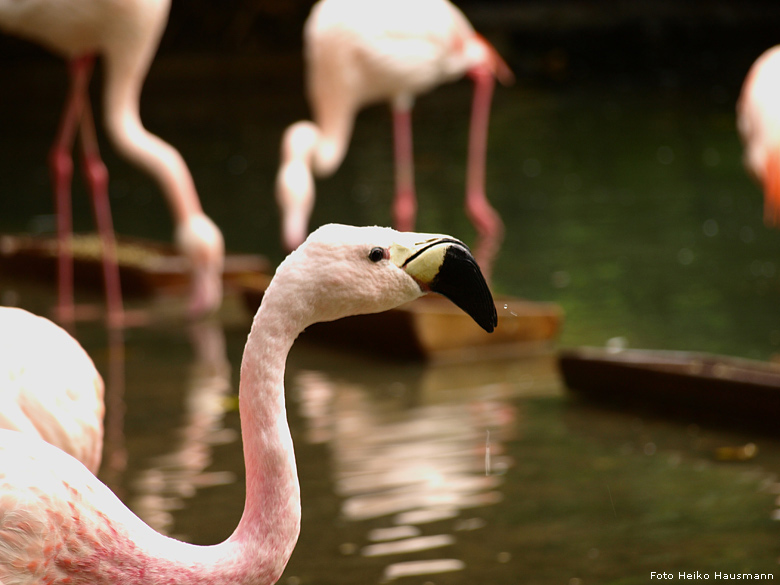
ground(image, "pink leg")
xmin=392 ymin=105 xmax=416 ymax=232
xmin=48 ymin=56 xmax=95 ymax=325
xmin=79 ymin=95 xmax=124 ymax=329
xmin=466 ymin=69 xmax=504 ymax=277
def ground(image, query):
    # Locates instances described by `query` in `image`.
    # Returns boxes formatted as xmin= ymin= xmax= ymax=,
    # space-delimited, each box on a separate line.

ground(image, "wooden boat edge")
xmin=557 ymin=346 xmax=780 ymax=431
xmin=0 ymin=233 xmax=271 ymax=296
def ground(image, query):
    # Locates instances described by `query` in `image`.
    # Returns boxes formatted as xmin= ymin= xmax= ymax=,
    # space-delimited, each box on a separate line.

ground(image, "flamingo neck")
xmin=111 ymin=283 xmax=301 ymax=584
xmin=227 ymin=288 xmax=302 ymax=580
xmin=100 ymin=54 xmax=204 ymax=225
xmin=306 ymin=90 xmax=357 ymax=177
xmin=309 ymin=125 xmax=351 ymax=177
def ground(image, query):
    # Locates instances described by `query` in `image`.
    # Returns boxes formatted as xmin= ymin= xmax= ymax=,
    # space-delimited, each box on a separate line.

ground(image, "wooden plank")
xmin=559 ymin=347 xmax=780 ymax=431
xmin=0 ymin=233 xmax=269 ymax=297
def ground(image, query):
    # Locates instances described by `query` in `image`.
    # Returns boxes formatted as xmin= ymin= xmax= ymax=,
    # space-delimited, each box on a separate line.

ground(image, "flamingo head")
xmin=175 ymin=213 xmax=225 ymax=317
xmin=276 ymin=121 xmax=320 ymax=252
xmin=466 ymin=34 xmax=515 ymax=86
xmin=268 ymin=224 xmax=497 ymax=333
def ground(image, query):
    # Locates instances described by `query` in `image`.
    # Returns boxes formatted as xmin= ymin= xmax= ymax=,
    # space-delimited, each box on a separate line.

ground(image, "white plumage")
xmin=0 ymin=306 xmax=104 ymax=474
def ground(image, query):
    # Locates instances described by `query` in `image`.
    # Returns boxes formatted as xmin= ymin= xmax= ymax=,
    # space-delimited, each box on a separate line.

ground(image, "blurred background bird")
xmin=738 ymin=45 xmax=780 ymax=227
xmin=276 ymin=0 xmax=513 ymax=276
xmin=0 ymin=0 xmax=225 ymax=326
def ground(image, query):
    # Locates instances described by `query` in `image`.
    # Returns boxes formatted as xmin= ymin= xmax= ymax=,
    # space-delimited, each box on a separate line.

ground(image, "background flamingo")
xmin=738 ymin=45 xmax=780 ymax=225
xmin=0 ymin=0 xmax=225 ymax=326
xmin=276 ymin=0 xmax=513 ymax=273
xmin=0 ymin=306 xmax=104 ymax=474
xmin=0 ymin=223 xmax=495 ymax=583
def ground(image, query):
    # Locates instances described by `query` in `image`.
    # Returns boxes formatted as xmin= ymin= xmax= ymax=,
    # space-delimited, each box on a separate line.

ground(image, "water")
xmin=63 ymin=318 xmax=780 ymax=585
xmin=2 ymin=8 xmax=780 ymax=583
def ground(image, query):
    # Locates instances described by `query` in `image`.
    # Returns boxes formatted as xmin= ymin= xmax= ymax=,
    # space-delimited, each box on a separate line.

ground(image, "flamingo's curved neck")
xmin=308 ymin=98 xmax=356 ymax=177
xmin=230 ymin=289 xmax=302 ymax=573
xmin=100 ymin=53 xmax=203 ymax=225
xmin=127 ymin=285 xmax=301 ymax=584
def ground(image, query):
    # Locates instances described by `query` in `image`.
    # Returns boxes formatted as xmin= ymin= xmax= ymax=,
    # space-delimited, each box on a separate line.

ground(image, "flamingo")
xmin=738 ymin=45 xmax=780 ymax=226
xmin=0 ymin=0 xmax=225 ymax=326
xmin=276 ymin=0 xmax=513 ymax=269
xmin=0 ymin=306 xmax=104 ymax=475
xmin=0 ymin=223 xmax=496 ymax=583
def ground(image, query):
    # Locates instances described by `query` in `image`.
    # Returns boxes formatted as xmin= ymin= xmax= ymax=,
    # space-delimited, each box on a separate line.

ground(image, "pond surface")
xmin=2 ymin=11 xmax=780 ymax=584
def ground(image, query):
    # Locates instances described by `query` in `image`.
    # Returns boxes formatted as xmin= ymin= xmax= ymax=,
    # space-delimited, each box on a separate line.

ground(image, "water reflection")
xmin=100 ymin=326 xmax=127 ymax=490
xmin=292 ymin=352 xmax=556 ymax=582
xmin=131 ymin=319 xmax=237 ymax=536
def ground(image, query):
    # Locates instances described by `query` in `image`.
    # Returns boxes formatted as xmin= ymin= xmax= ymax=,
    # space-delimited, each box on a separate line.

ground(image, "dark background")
xmin=3 ymin=1 xmax=780 ymax=91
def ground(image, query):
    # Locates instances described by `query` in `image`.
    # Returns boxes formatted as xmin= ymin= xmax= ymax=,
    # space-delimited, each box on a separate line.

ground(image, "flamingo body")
xmin=304 ymin=0 xmax=485 ymax=173
xmin=0 ymin=0 xmax=167 ymax=59
xmin=276 ymin=0 xmax=512 ymax=256
xmin=0 ymin=0 xmax=225 ymax=320
xmin=738 ymin=45 xmax=780 ymax=225
xmin=0 ymin=433 xmax=247 ymax=583
xmin=0 ymin=224 xmax=495 ymax=583
xmin=0 ymin=306 xmax=104 ymax=474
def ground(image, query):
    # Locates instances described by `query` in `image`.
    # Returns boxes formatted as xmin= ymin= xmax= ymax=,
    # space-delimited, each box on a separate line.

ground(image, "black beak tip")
xmin=472 ymin=296 xmax=498 ymax=333
xmin=429 ymin=244 xmax=497 ymax=334
xmin=483 ymin=306 xmax=498 ymax=333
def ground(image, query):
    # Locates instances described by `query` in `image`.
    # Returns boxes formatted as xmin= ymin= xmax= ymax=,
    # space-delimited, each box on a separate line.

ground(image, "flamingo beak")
xmin=469 ymin=33 xmax=515 ymax=86
xmin=391 ymin=237 xmax=497 ymax=333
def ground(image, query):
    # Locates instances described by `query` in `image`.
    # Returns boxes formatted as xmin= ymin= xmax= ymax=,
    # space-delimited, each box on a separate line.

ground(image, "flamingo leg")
xmin=48 ymin=56 xmax=98 ymax=325
xmin=466 ymin=69 xmax=504 ymax=277
xmin=392 ymin=104 xmax=416 ymax=232
xmin=78 ymin=91 xmax=124 ymax=329
xmin=48 ymin=55 xmax=124 ymax=327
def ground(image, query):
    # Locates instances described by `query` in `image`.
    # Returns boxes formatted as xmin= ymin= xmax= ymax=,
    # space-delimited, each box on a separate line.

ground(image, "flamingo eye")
xmin=368 ymin=247 xmax=385 ymax=263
